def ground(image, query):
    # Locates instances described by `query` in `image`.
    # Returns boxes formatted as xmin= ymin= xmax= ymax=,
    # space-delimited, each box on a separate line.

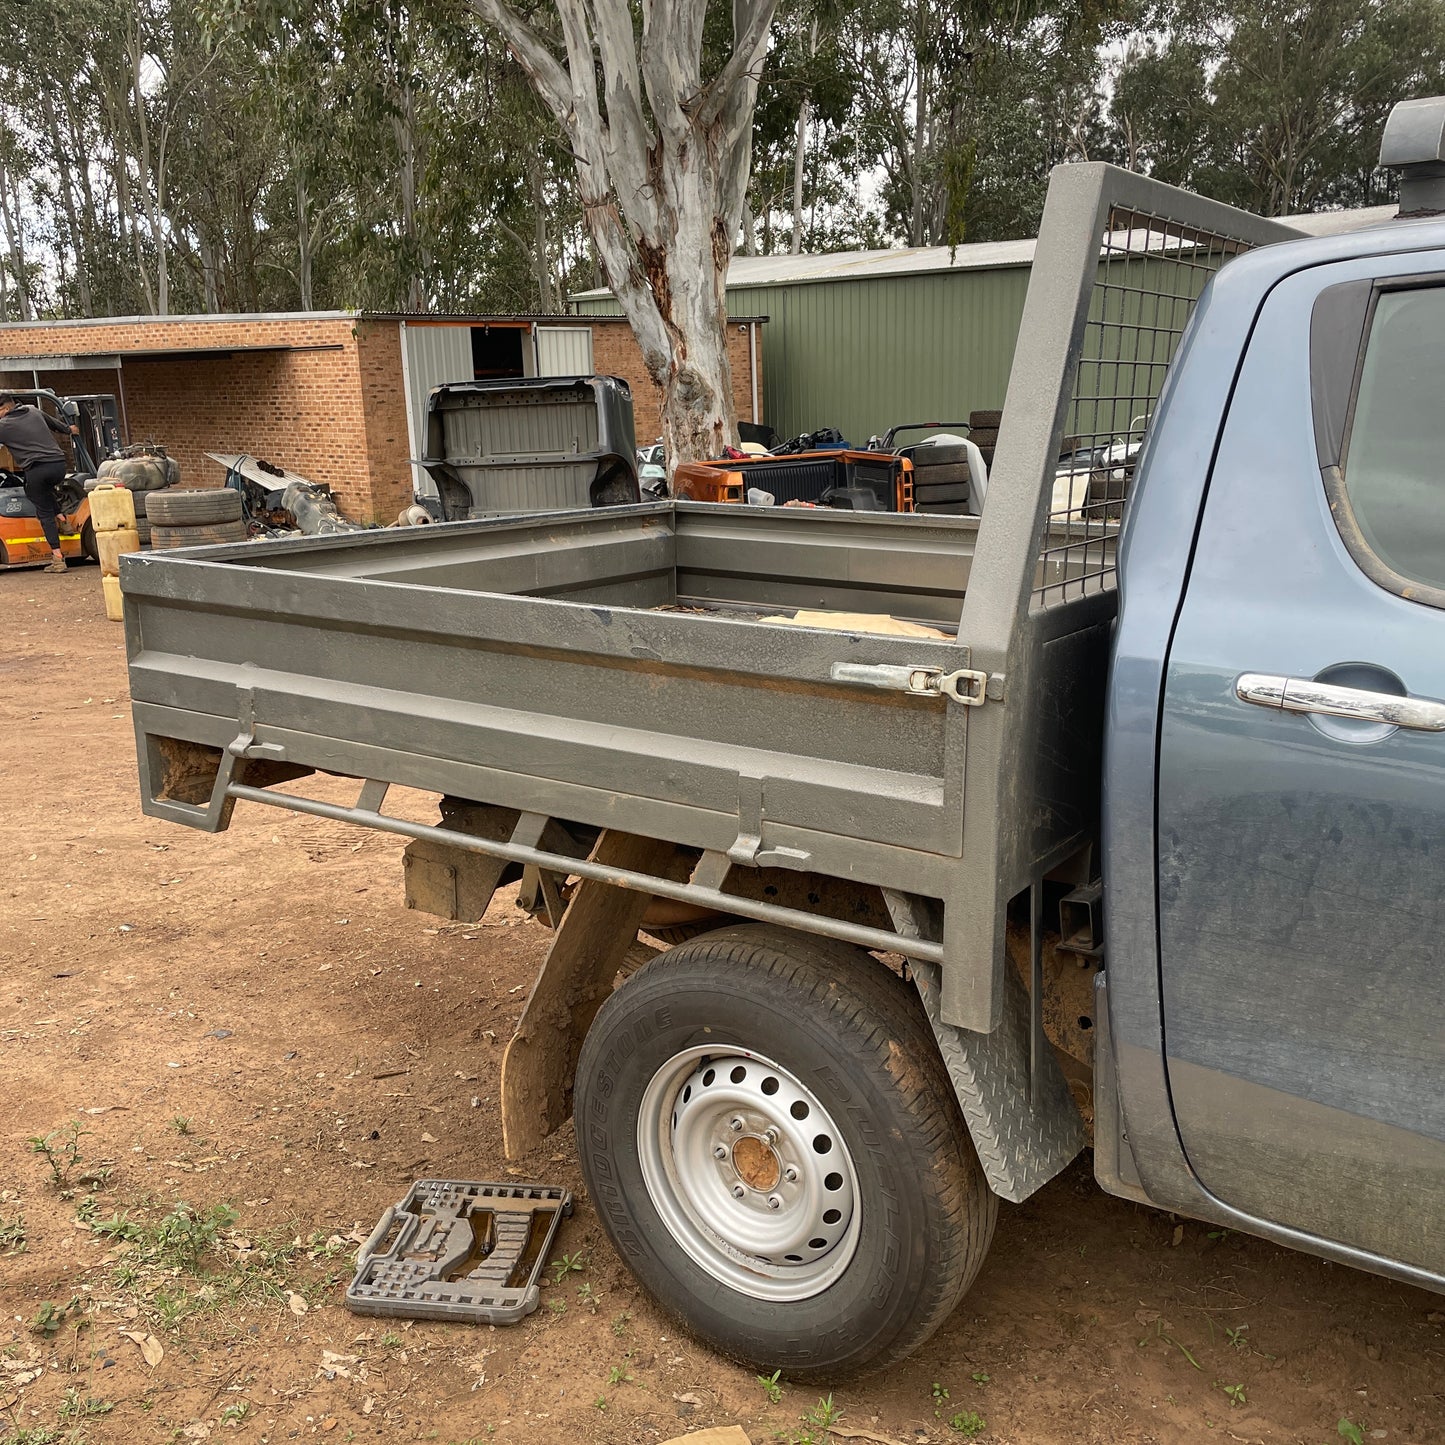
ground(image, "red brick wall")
xmin=0 ymin=316 xmax=403 ymax=523
xmin=0 ymin=312 xmax=766 ymax=521
xmin=352 ymin=321 xmax=413 ymax=523
xmin=587 ymin=317 xmax=763 ymax=448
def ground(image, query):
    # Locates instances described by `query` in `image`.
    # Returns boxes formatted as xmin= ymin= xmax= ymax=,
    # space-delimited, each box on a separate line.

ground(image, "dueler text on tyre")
xmin=573 ymin=924 xmax=997 ymax=1377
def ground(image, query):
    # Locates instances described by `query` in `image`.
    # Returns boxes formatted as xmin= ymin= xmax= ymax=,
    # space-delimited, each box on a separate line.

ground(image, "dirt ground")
xmin=2 ymin=568 xmax=1443 ymax=1445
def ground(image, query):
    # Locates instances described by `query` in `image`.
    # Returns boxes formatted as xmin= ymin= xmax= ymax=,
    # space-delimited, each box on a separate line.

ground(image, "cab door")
xmin=1155 ymin=247 xmax=1445 ymax=1273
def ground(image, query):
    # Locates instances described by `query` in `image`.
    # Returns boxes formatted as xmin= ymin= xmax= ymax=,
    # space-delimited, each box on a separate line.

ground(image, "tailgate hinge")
xmin=831 ymin=661 xmax=996 ymax=706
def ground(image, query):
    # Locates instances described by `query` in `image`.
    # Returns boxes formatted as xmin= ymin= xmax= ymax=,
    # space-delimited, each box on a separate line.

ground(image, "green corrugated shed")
xmin=571 ymin=243 xmax=1036 ymax=445
xmin=569 ymin=204 xmax=1383 ymax=446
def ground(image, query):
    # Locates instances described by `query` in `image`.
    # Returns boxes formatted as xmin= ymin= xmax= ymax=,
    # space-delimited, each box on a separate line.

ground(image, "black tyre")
xmin=80 ymin=518 xmax=98 ymax=563
xmin=575 ymin=924 xmax=996 ymax=1377
xmin=967 ymin=427 xmax=998 ymax=448
xmin=914 ymin=481 xmax=971 ymax=505
xmin=150 ymin=519 xmax=248 ymax=550
xmin=916 ymin=500 xmax=973 ymax=515
xmin=642 ymin=916 xmax=738 ymax=947
xmin=136 ymin=517 xmax=151 ymax=546
xmin=912 ymin=462 xmax=970 ymax=488
xmin=147 ymin=488 xmax=242 ymax=526
xmin=914 ymin=443 xmax=970 ymax=469
xmin=969 ymin=408 xmax=1002 ymax=428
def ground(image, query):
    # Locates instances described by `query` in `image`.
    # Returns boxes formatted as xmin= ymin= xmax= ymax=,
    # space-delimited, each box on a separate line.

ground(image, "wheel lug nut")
xmin=763 ymin=1127 xmax=779 ymax=1144
xmin=729 ymin=1116 xmax=745 ymax=1132
xmin=713 ymin=1145 xmax=728 ymax=1160
xmin=731 ymin=1184 xmax=746 ymax=1199
xmin=783 ymin=1167 xmax=798 ymax=1182
xmin=766 ymin=1194 xmax=782 ymax=1211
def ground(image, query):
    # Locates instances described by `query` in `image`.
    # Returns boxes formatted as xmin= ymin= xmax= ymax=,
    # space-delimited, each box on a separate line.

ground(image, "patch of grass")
xmin=88 ymin=1198 xmax=335 ymax=1335
xmin=94 ymin=1201 xmax=237 ymax=1273
xmin=1138 ymin=1318 xmax=1203 ymax=1370
xmin=805 ymin=1396 xmax=841 ymax=1429
xmin=58 ymin=1387 xmax=113 ymax=1420
xmin=970 ymin=1371 xmax=991 ymax=1385
xmin=31 ymin=1297 xmax=82 ymax=1337
xmin=1216 ymin=1381 xmax=1246 ymax=1408
xmin=29 ymin=1122 xmax=88 ymax=1192
xmin=576 ymin=1281 xmax=598 ymax=1312
xmin=0 ymin=1212 xmax=27 ymax=1255
xmin=949 ymin=1410 xmax=986 ymax=1437
xmin=379 ymin=1331 xmax=404 ymax=1348
xmin=758 ymin=1368 xmax=784 ymax=1404
xmin=546 ymin=1298 xmax=566 ymax=1316
xmin=776 ymin=1395 xmax=843 ymax=1445
xmin=549 ymin=1251 xmax=585 ymax=1284
xmin=1338 ymin=1420 xmax=1365 ymax=1445
xmin=1225 ymin=1324 xmax=1250 ymax=1352
xmin=606 ymin=1364 xmax=633 ymax=1386
xmin=169 ymin=1116 xmax=193 ymax=1136
xmin=609 ymin=1310 xmax=631 ymax=1337
xmin=218 ymin=1402 xmax=252 ymax=1424
xmin=593 ymin=1396 xmax=607 ymax=1412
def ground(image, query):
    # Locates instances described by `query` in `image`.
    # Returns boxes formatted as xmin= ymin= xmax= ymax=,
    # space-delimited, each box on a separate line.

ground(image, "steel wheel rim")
xmin=637 ymin=1044 xmax=861 ymax=1302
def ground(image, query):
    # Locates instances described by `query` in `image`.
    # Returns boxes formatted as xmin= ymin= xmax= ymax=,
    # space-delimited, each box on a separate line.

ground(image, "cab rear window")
xmin=1339 ymin=285 xmax=1445 ymax=596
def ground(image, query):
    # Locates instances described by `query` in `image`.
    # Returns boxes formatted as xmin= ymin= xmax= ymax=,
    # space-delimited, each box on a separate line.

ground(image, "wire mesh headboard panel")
xmin=1034 ymin=207 xmax=1259 ymax=607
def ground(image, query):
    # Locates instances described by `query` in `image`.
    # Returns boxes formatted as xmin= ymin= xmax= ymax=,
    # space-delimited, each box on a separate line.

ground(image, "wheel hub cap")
xmin=637 ymin=1047 xmax=861 ymax=1301
xmin=732 ymin=1135 xmax=780 ymax=1192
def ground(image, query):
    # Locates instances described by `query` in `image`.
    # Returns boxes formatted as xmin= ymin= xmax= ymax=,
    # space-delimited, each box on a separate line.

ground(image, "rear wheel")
xmin=574 ymin=924 xmax=996 ymax=1377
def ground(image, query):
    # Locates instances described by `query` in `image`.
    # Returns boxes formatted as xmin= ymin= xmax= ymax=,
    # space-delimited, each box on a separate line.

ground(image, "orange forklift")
xmin=0 ymin=390 xmax=120 ymax=567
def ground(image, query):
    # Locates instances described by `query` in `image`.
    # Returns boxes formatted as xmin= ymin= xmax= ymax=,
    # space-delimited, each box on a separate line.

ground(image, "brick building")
xmin=0 ymin=311 xmax=765 ymax=523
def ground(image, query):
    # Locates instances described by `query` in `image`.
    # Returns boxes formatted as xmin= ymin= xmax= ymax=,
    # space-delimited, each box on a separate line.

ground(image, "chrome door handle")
xmin=1236 ymin=673 xmax=1445 ymax=731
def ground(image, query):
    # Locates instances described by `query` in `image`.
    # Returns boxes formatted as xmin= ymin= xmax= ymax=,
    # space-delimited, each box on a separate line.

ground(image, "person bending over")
xmin=0 ymin=395 xmax=77 ymax=573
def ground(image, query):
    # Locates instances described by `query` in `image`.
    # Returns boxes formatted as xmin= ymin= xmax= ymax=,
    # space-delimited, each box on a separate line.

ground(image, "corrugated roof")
xmin=570 ymin=203 xmax=1398 ymax=298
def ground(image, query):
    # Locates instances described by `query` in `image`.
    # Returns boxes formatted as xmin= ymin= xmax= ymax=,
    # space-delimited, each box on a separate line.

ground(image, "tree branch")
xmin=466 ymin=0 xmax=574 ymax=127
xmin=699 ymin=0 xmax=779 ymax=129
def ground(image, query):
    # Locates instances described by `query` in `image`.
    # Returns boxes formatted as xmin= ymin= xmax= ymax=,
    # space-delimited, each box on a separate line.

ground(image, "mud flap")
xmin=500 ymin=830 xmax=681 ymax=1158
xmin=909 ymin=958 xmax=1085 ymax=1203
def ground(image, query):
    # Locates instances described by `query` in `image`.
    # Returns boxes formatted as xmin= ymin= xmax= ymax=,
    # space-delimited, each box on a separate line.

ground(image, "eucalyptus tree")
xmin=467 ymin=0 xmax=783 ymax=463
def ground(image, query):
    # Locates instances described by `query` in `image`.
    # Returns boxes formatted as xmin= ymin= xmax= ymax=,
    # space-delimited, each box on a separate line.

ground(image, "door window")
xmin=1338 ymin=285 xmax=1445 ymax=596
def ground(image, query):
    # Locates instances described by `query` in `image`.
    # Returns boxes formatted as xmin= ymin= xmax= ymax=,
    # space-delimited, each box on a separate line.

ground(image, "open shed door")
xmin=534 ymin=325 xmax=594 ymax=376
xmin=401 ymin=322 xmax=476 ymax=498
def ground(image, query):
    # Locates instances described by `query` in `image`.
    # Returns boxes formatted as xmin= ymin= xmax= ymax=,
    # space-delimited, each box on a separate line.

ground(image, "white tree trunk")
xmin=790 ymin=95 xmax=811 ymax=255
xmin=296 ymin=164 xmax=314 ymax=311
xmin=469 ymin=0 xmax=780 ymax=467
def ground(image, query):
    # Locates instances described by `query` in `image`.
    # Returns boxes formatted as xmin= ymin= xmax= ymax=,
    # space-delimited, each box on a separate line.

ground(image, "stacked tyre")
xmin=968 ymin=408 xmax=1001 ymax=471
xmin=146 ymin=487 xmax=247 ymax=549
xmin=911 ymin=442 xmax=974 ymax=515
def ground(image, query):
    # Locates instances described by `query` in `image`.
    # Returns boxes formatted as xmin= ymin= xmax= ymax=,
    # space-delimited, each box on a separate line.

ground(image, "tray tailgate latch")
xmin=830 ymin=661 xmax=994 ymax=706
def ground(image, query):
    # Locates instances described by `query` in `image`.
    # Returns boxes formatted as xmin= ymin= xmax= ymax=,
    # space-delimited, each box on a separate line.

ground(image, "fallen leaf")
xmin=287 ymin=1292 xmax=309 ymax=1317
xmin=362 ymin=1397 xmax=375 ymax=1416
xmin=119 ymin=1330 xmax=164 ymax=1367
xmin=321 ymin=1419 xmax=338 ymax=1432
xmin=319 ymin=1351 xmax=359 ymax=1380
xmin=182 ymin=1425 xmax=212 ymax=1441
xmin=1170 ymin=1224 xmax=1184 ymax=1247
xmin=420 ymin=1132 xmax=438 ymax=1144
